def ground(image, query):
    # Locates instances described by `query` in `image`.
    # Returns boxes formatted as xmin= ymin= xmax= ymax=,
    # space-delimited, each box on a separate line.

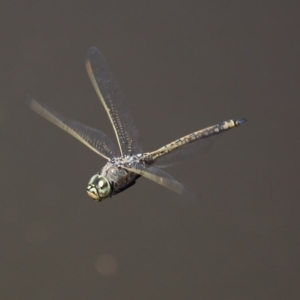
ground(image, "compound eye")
xmin=86 ymin=174 xmax=111 ymax=202
xmin=88 ymin=174 xmax=100 ymax=186
xmin=98 ymin=177 xmax=111 ymax=198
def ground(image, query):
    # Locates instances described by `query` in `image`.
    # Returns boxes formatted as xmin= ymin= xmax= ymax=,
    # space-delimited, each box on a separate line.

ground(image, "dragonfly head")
xmin=87 ymin=173 xmax=112 ymax=201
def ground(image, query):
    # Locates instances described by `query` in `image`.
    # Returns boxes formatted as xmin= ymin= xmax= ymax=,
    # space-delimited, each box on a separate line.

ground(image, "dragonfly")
xmin=29 ymin=47 xmax=247 ymax=202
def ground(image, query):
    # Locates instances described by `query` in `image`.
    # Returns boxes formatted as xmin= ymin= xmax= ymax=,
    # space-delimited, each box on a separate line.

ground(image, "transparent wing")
xmin=124 ymin=162 xmax=197 ymax=199
xmin=143 ymin=118 xmax=247 ymax=168
xmin=29 ymin=98 xmax=120 ymax=160
xmin=86 ymin=47 xmax=142 ymax=156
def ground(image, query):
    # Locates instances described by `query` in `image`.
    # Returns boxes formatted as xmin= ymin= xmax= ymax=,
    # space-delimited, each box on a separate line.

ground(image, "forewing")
xmin=86 ymin=47 xmax=142 ymax=156
xmin=29 ymin=98 xmax=119 ymax=160
xmin=124 ymin=162 xmax=197 ymax=199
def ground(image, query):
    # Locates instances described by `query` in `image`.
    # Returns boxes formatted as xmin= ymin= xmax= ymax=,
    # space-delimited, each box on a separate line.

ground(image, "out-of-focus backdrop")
xmin=1 ymin=1 xmax=299 ymax=299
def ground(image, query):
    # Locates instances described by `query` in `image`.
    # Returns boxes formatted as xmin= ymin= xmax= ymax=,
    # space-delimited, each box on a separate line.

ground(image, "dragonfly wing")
xmin=86 ymin=47 xmax=142 ymax=156
xmin=29 ymin=98 xmax=120 ymax=160
xmin=124 ymin=162 xmax=197 ymax=199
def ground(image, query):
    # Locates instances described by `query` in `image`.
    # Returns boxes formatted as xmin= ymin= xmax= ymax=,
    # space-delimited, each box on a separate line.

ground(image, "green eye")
xmin=87 ymin=174 xmax=111 ymax=202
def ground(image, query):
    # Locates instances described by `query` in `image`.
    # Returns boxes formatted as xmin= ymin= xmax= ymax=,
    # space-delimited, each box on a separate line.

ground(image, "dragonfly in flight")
xmin=29 ymin=47 xmax=246 ymax=201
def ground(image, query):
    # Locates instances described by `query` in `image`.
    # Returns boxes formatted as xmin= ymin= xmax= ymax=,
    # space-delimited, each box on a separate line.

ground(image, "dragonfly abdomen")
xmin=145 ymin=118 xmax=247 ymax=162
xmin=194 ymin=118 xmax=247 ymax=139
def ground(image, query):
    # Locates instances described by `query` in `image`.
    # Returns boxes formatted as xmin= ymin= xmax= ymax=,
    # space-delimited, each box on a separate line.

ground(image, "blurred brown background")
xmin=1 ymin=1 xmax=299 ymax=299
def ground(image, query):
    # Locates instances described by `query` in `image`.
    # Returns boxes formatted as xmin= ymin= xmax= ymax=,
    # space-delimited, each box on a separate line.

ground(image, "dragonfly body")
xmin=96 ymin=118 xmax=245 ymax=197
xmin=30 ymin=47 xmax=247 ymax=201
